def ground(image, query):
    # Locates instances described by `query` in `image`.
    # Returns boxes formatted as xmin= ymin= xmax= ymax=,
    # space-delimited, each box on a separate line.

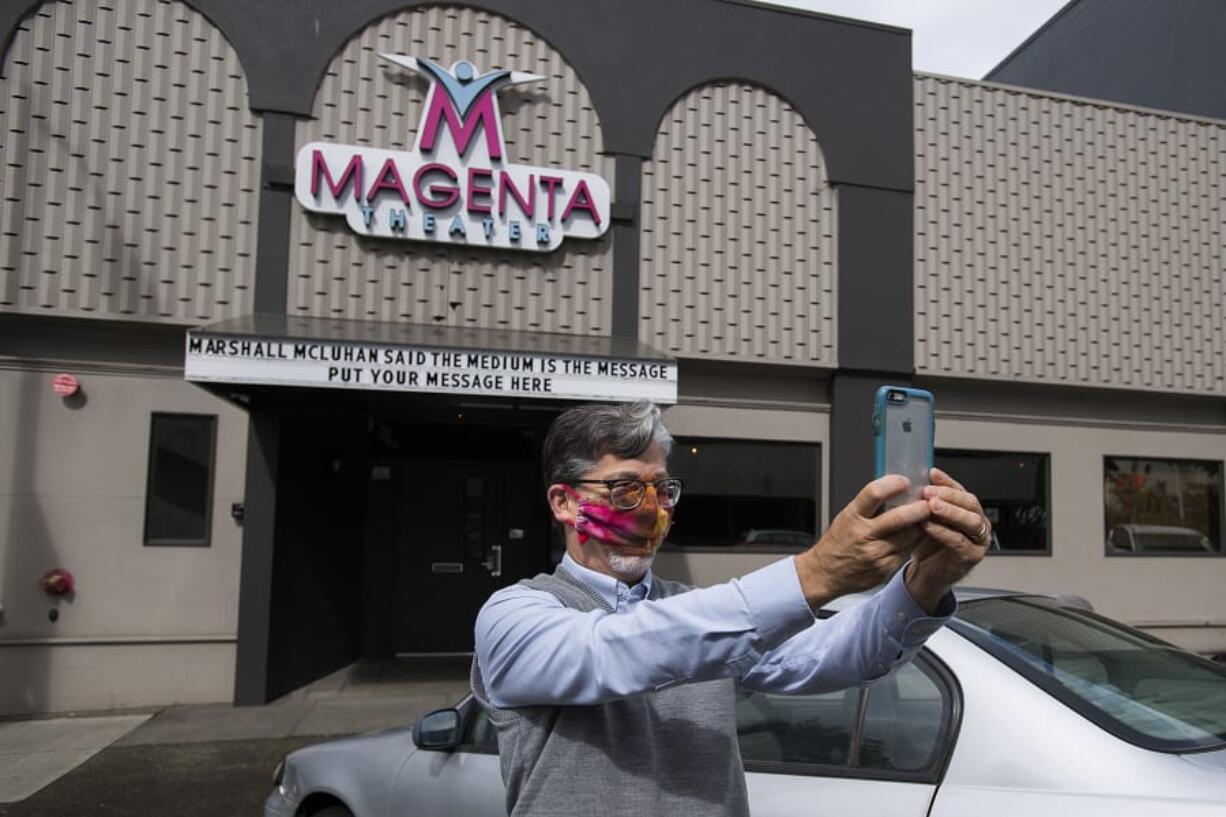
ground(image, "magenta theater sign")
xmin=294 ymin=55 xmax=611 ymax=252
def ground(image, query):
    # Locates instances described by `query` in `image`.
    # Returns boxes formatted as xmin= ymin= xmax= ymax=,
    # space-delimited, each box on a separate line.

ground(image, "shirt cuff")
xmin=878 ymin=561 xmax=957 ymax=648
xmin=733 ymin=557 xmax=817 ymax=650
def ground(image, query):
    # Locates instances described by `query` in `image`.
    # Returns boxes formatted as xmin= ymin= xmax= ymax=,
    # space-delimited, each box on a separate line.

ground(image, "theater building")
xmin=1 ymin=0 xmax=1223 ymax=715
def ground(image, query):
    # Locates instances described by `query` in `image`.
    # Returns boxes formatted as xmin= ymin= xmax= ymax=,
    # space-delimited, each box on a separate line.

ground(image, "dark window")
xmin=144 ymin=413 xmax=216 ymax=546
xmin=667 ymin=439 xmax=819 ymax=550
xmin=1104 ymin=456 xmax=1223 ymax=555
xmin=934 ymin=450 xmax=1049 ymax=554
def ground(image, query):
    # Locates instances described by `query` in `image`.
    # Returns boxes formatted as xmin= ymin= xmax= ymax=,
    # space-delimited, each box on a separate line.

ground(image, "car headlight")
xmin=272 ymin=759 xmax=285 ymax=790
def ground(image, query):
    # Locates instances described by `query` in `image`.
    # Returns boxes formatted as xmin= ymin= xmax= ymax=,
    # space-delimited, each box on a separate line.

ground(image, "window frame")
xmin=664 ymin=436 xmax=822 ymax=554
xmin=142 ymin=412 xmax=218 ymax=548
xmin=934 ymin=447 xmax=1052 ymax=557
xmin=738 ymin=643 xmax=963 ymax=785
xmin=1102 ymin=454 xmax=1226 ymax=559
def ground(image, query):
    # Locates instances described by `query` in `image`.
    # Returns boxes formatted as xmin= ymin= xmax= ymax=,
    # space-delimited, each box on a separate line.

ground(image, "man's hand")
xmin=794 ymin=475 xmax=930 ymax=610
xmin=905 ymin=467 xmax=991 ymax=613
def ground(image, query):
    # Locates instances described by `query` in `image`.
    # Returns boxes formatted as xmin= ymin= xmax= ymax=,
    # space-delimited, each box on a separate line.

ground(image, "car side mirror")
xmin=413 ymin=708 xmax=461 ymax=750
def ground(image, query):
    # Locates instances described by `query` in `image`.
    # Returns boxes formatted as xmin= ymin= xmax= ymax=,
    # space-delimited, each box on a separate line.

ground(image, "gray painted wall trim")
xmin=936 ymin=410 xmax=1226 ymax=436
xmin=678 ymin=359 xmax=833 ymax=407
xmin=919 ymin=375 xmax=1226 ymax=430
xmin=0 ymin=360 xmax=184 ymax=379
xmin=611 ymin=154 xmax=642 ymax=339
xmin=0 ymin=636 xmax=237 ymax=647
xmin=680 ymin=397 xmax=832 ymax=414
xmin=254 ymin=113 xmax=299 ymax=315
xmin=837 ymin=185 xmax=914 ymax=374
xmin=0 ymin=315 xmax=187 ymax=369
xmin=233 ymin=409 xmax=281 ymax=706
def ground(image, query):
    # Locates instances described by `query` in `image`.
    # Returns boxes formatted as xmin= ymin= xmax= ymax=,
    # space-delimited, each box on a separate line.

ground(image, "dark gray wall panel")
xmin=837 ymin=185 xmax=913 ymax=373
xmin=3 ymin=0 xmax=914 ymax=191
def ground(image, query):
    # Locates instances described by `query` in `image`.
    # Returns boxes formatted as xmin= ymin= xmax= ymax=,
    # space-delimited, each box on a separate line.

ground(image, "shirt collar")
xmin=561 ymin=552 xmax=653 ymax=608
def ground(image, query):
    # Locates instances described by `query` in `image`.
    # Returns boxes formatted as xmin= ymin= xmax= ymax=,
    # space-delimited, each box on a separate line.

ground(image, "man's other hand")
xmin=794 ymin=475 xmax=930 ymax=610
xmin=904 ymin=467 xmax=991 ymax=612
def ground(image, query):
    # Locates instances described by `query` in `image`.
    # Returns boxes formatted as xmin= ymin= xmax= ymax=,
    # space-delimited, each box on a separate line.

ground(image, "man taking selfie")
xmin=472 ymin=401 xmax=990 ymax=817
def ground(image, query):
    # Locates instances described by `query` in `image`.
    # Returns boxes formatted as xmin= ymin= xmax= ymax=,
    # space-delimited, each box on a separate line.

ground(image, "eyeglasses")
xmin=572 ymin=478 xmax=684 ymax=511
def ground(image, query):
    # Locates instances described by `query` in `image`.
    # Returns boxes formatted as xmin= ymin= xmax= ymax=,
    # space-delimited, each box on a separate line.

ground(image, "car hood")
xmin=290 ymin=725 xmax=415 ymax=757
xmin=1181 ymin=747 xmax=1226 ymax=773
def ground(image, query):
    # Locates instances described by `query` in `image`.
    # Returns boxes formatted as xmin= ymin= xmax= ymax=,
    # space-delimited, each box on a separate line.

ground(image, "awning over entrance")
xmin=185 ymin=315 xmax=677 ymax=404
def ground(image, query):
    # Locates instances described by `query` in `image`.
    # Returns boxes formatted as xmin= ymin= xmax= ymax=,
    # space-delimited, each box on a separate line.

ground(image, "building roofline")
xmin=983 ymin=0 xmax=1083 ymax=80
xmin=916 ymin=69 xmax=1226 ymax=128
xmin=718 ymin=0 xmax=912 ymax=36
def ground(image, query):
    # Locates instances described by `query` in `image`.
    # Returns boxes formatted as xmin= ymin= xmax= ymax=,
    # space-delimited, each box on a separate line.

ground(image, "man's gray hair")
xmin=543 ymin=401 xmax=673 ymax=485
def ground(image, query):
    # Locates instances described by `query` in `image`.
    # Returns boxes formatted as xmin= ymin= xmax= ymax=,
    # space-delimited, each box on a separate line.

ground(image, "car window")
xmin=736 ymin=687 xmax=857 ymax=765
xmin=736 ymin=653 xmax=957 ymax=781
xmin=955 ymin=596 xmax=1226 ymax=752
xmin=463 ymin=705 xmax=499 ymax=752
xmin=858 ymin=659 xmax=950 ymax=772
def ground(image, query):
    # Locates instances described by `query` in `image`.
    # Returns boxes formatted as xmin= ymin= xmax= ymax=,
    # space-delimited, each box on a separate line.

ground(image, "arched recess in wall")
xmin=640 ymin=81 xmax=836 ymax=365
xmin=0 ymin=0 xmax=261 ymax=323
xmin=289 ymin=5 xmax=614 ymax=335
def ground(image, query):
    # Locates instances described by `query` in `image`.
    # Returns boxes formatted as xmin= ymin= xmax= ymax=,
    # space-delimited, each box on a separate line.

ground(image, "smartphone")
xmin=873 ymin=386 xmax=935 ymax=510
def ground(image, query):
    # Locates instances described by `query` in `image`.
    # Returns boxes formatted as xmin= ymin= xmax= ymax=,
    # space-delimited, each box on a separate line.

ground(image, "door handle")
xmin=483 ymin=544 xmax=502 ymax=578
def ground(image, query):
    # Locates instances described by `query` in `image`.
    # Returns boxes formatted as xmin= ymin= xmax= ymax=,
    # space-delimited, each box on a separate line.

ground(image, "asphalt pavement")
xmin=0 ymin=658 xmax=472 ymax=817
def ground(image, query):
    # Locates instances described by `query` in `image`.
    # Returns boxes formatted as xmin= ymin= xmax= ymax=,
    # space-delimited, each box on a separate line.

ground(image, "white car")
xmin=1106 ymin=524 xmax=1216 ymax=554
xmin=265 ymin=589 xmax=1226 ymax=817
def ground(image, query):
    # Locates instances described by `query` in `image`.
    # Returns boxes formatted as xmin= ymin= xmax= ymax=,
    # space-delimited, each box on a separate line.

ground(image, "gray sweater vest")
xmin=471 ymin=565 xmax=750 ymax=817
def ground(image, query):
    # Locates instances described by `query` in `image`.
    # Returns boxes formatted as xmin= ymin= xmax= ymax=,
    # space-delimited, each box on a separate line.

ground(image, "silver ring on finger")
xmin=971 ymin=517 xmax=989 ymax=546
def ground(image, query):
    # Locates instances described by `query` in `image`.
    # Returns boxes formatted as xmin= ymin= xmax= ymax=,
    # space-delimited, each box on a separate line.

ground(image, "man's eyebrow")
xmin=604 ymin=470 xmax=669 ymax=481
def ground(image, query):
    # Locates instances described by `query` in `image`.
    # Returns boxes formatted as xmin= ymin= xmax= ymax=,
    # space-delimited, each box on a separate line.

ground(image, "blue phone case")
xmin=873 ymin=386 xmax=935 ymax=506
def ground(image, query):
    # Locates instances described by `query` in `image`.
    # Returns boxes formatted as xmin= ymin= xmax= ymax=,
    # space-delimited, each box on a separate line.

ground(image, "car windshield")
xmin=953 ymin=596 xmax=1226 ymax=753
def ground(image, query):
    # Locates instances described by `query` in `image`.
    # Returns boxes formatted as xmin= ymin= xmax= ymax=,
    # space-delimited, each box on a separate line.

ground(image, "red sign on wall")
xmin=52 ymin=373 xmax=80 ymax=397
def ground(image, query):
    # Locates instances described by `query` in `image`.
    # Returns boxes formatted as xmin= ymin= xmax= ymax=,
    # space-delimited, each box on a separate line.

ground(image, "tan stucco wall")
xmin=0 ymin=0 xmax=262 ymax=324
xmin=0 ymin=642 xmax=235 ymax=715
xmin=0 ymin=367 xmax=247 ymax=715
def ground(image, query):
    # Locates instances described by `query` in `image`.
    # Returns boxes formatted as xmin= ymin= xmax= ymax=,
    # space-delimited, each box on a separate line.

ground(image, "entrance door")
xmin=383 ymin=458 xmax=548 ymax=654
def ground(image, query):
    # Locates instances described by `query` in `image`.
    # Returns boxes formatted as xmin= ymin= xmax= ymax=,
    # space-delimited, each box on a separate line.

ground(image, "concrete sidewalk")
xmin=0 ymin=657 xmax=471 ymax=807
xmin=118 ymin=656 xmax=472 ymax=746
xmin=0 ymin=715 xmax=151 ymax=804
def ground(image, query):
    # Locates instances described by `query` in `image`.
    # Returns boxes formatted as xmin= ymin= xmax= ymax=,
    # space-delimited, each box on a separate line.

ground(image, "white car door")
xmin=738 ymin=654 xmax=956 ymax=817
xmin=393 ymin=654 xmax=956 ymax=817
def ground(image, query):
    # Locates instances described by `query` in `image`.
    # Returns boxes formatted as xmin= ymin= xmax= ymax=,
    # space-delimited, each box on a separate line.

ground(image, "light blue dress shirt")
xmin=475 ymin=553 xmax=955 ymax=709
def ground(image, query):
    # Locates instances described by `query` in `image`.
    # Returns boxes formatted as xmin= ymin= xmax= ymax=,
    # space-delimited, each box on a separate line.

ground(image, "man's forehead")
xmin=590 ymin=443 xmax=668 ymax=477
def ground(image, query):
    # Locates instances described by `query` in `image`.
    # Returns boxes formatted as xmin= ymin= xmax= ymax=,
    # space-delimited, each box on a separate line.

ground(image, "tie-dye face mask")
xmin=561 ymin=485 xmax=672 ymax=555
